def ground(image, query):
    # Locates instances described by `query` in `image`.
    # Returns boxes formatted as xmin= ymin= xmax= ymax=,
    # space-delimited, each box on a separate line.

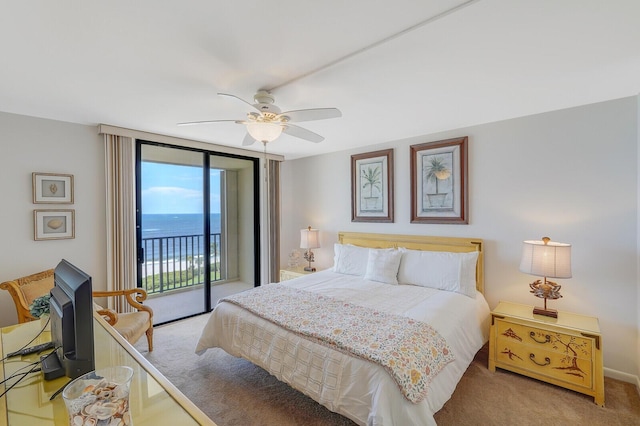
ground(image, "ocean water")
xmin=141 ymin=213 xmax=221 ymax=239
xmin=141 ymin=213 xmax=221 ymax=261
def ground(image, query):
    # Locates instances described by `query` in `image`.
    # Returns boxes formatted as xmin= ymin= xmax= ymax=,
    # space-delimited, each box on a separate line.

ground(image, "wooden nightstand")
xmin=279 ymin=267 xmax=315 ymax=282
xmin=488 ymin=301 xmax=604 ymax=406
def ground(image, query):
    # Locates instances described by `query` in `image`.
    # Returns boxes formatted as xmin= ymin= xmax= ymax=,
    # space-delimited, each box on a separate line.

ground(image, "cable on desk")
xmin=49 ymin=378 xmax=71 ymax=401
xmin=0 ymin=360 xmax=41 ymax=385
xmin=0 ymin=360 xmax=42 ymax=398
xmin=0 ymin=317 xmax=50 ymax=363
xmin=0 ymin=346 xmax=61 ymax=398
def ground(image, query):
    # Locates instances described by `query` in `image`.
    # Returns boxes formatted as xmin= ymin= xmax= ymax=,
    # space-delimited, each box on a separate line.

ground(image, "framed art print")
xmin=351 ymin=149 xmax=394 ymax=223
xmin=32 ymin=172 xmax=74 ymax=204
xmin=410 ymin=136 xmax=468 ymax=224
xmin=34 ymin=209 xmax=75 ymax=240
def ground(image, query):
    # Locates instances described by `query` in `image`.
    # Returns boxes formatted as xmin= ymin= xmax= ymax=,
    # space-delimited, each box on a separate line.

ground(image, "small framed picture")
xmin=351 ymin=148 xmax=394 ymax=223
xmin=32 ymin=172 xmax=74 ymax=204
xmin=34 ymin=209 xmax=75 ymax=240
xmin=410 ymin=136 xmax=468 ymax=224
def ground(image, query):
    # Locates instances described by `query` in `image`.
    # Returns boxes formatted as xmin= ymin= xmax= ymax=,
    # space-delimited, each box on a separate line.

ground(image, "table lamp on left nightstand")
xmin=300 ymin=226 xmax=320 ymax=272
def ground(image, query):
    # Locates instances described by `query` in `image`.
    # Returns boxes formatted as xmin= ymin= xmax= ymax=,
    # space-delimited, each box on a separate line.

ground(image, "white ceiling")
xmin=1 ymin=1 xmax=639 ymax=160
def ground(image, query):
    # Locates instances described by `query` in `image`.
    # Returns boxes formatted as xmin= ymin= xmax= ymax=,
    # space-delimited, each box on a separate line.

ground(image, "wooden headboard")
xmin=338 ymin=232 xmax=485 ymax=294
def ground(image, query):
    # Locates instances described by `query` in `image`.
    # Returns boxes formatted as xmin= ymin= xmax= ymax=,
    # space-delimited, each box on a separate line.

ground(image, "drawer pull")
xmin=529 ymin=353 xmax=551 ymax=367
xmin=529 ymin=331 xmax=551 ymax=344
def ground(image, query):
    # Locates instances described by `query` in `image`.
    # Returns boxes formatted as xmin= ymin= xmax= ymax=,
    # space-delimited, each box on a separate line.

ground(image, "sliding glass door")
xmin=136 ymin=142 xmax=257 ymax=324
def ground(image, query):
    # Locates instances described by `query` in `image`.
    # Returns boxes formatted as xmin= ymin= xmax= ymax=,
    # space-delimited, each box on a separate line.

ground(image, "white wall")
xmin=281 ymin=97 xmax=639 ymax=379
xmin=0 ymin=112 xmax=106 ymax=327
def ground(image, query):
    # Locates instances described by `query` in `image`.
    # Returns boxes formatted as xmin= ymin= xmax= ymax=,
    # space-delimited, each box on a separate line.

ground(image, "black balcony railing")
xmin=140 ymin=233 xmax=222 ymax=295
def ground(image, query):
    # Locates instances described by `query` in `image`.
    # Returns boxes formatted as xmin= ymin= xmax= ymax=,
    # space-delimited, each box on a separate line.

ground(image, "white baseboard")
xmin=604 ymin=367 xmax=640 ymax=396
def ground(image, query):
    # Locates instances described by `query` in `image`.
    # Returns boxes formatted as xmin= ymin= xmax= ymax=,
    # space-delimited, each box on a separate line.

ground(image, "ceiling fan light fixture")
xmin=246 ymin=121 xmax=283 ymax=143
xmin=180 ymin=91 xmax=341 ymax=145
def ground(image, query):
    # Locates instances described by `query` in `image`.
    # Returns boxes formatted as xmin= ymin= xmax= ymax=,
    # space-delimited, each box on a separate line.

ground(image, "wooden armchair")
xmin=0 ymin=269 xmax=154 ymax=351
xmin=93 ymin=289 xmax=154 ymax=352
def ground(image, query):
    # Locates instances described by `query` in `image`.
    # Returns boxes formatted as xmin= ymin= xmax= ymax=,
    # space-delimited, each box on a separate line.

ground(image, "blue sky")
xmin=141 ymin=162 xmax=221 ymax=214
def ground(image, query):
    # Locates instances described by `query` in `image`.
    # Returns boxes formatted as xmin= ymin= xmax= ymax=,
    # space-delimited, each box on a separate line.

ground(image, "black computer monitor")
xmin=43 ymin=259 xmax=95 ymax=380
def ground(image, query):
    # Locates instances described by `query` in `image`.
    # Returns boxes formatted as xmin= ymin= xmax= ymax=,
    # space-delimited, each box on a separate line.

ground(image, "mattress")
xmin=196 ymin=270 xmax=490 ymax=425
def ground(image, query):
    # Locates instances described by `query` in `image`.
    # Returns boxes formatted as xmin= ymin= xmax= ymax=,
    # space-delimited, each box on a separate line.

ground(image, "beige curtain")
xmin=267 ymin=159 xmax=281 ymax=283
xmin=104 ymin=134 xmax=137 ymax=312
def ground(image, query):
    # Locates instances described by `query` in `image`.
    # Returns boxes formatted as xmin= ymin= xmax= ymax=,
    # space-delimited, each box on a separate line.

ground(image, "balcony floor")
xmin=145 ymin=280 xmax=253 ymax=324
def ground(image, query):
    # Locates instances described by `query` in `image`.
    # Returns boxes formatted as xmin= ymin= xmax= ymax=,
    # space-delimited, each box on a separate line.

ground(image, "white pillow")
xmin=332 ymin=243 xmax=370 ymax=276
xmin=363 ymin=248 xmax=403 ymax=285
xmin=398 ymin=249 xmax=479 ymax=298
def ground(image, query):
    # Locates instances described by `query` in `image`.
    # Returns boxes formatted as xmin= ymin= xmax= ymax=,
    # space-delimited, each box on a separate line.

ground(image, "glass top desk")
xmin=0 ymin=313 xmax=216 ymax=425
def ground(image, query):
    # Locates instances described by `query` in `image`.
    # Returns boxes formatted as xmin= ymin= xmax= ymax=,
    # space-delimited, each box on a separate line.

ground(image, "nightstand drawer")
xmin=495 ymin=320 xmax=593 ymax=360
xmin=496 ymin=335 xmax=593 ymax=389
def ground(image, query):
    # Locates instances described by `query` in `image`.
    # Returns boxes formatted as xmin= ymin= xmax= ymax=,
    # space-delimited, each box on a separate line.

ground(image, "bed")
xmin=196 ymin=232 xmax=491 ymax=425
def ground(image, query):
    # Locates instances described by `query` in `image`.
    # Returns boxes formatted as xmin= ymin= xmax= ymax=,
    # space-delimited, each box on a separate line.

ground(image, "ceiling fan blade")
xmin=242 ymin=132 xmax=256 ymax=146
xmin=218 ymin=93 xmax=262 ymax=113
xmin=278 ymin=107 xmax=342 ymax=123
xmin=177 ymin=119 xmax=238 ymax=126
xmin=282 ymin=124 xmax=324 ymax=143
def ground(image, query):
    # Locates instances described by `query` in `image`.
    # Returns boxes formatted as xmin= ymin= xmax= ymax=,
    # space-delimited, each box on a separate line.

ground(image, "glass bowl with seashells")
xmin=62 ymin=366 xmax=134 ymax=426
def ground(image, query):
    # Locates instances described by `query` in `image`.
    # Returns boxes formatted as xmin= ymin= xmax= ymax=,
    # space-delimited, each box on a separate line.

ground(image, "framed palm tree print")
xmin=410 ymin=136 xmax=468 ymax=224
xmin=351 ymin=149 xmax=394 ymax=223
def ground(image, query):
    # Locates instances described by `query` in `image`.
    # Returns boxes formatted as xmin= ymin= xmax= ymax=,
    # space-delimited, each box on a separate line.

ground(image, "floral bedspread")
xmin=221 ymin=284 xmax=455 ymax=403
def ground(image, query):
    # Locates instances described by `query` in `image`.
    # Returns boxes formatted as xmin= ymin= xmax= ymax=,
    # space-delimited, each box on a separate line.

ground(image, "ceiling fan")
xmin=178 ymin=90 xmax=342 ymax=146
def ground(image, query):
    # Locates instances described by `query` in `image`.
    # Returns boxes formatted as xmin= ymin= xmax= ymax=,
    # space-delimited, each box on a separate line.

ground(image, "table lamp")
xmin=300 ymin=226 xmax=320 ymax=272
xmin=519 ymin=237 xmax=572 ymax=318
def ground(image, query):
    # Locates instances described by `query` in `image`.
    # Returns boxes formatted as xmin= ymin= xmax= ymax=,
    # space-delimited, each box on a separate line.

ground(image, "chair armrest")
xmin=0 ymin=280 xmax=31 ymax=313
xmin=96 ymin=308 xmax=119 ymax=325
xmin=93 ymin=288 xmax=153 ymax=320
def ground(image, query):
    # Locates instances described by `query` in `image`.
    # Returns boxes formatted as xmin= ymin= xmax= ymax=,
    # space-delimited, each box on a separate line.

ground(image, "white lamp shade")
xmin=246 ymin=122 xmax=283 ymax=142
xmin=519 ymin=239 xmax=572 ymax=279
xmin=300 ymin=228 xmax=320 ymax=249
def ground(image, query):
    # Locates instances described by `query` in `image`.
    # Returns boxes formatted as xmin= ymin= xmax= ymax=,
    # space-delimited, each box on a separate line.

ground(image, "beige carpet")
xmin=135 ymin=314 xmax=640 ymax=426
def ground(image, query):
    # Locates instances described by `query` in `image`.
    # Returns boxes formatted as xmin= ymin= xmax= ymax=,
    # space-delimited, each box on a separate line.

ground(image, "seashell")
xmin=123 ymin=411 xmax=131 ymax=425
xmin=72 ymin=415 xmax=83 ymax=426
xmin=80 ymin=405 xmax=91 ymax=417
xmin=97 ymin=389 xmax=112 ymax=399
xmin=114 ymin=400 xmax=126 ymax=415
xmin=47 ymin=219 xmax=64 ymax=229
xmin=84 ymin=418 xmax=97 ymax=426
xmin=94 ymin=403 xmax=118 ymax=420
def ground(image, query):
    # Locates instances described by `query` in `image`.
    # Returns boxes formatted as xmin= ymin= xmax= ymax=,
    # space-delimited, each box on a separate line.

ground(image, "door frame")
xmin=135 ymin=140 xmax=260 ymax=321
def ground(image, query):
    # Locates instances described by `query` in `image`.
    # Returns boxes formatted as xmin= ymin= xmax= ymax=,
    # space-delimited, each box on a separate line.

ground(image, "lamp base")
xmin=304 ymin=266 xmax=316 ymax=272
xmin=533 ymin=306 xmax=558 ymax=318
